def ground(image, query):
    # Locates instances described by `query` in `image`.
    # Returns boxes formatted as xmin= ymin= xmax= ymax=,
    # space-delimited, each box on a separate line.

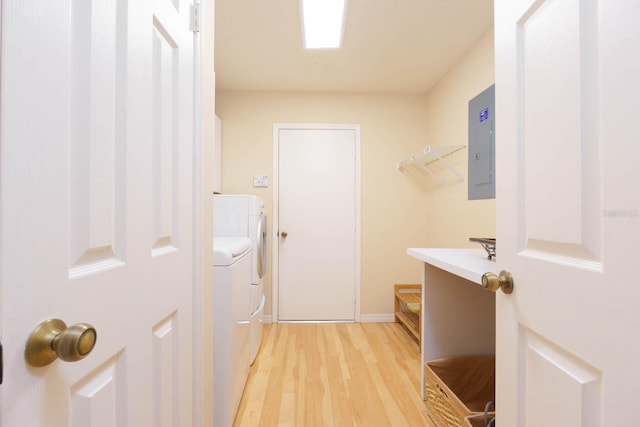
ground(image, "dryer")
xmin=214 ymin=195 xmax=267 ymax=365
xmin=213 ymin=236 xmax=252 ymax=427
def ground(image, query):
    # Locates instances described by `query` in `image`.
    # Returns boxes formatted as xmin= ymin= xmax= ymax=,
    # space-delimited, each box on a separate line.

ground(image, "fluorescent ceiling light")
xmin=300 ymin=0 xmax=347 ymax=49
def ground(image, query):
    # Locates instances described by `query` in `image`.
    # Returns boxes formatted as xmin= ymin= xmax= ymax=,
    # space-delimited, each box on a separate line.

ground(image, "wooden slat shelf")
xmin=394 ymin=284 xmax=422 ymax=344
xmin=395 ymin=311 xmax=420 ymax=340
xmin=396 ymin=291 xmax=421 ymax=305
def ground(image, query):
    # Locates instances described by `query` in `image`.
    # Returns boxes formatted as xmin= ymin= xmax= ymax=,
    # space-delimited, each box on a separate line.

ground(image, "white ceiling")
xmin=214 ymin=0 xmax=494 ymax=94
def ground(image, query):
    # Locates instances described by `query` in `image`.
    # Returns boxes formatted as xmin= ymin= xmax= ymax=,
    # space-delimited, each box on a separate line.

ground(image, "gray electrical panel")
xmin=468 ymin=84 xmax=495 ymax=200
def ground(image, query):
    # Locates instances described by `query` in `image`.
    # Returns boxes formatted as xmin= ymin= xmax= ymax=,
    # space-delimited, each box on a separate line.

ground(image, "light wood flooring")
xmin=233 ymin=322 xmax=435 ymax=426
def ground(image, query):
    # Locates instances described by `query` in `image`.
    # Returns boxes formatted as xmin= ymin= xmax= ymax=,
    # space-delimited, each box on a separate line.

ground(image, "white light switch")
xmin=253 ymin=175 xmax=269 ymax=187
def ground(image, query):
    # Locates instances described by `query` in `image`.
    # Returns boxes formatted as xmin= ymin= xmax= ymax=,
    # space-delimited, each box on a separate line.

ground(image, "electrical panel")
xmin=468 ymin=84 xmax=495 ymax=200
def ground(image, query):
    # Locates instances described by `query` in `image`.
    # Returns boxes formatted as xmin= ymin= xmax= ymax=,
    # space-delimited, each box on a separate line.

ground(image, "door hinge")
xmin=190 ymin=3 xmax=200 ymax=33
xmin=0 ymin=339 xmax=3 ymax=385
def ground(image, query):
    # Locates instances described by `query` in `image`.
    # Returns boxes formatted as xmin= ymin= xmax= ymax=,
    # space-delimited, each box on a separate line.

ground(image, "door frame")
xmin=193 ymin=0 xmax=215 ymax=426
xmin=0 ymin=0 xmax=4 ymax=364
xmin=272 ymin=123 xmax=361 ymax=323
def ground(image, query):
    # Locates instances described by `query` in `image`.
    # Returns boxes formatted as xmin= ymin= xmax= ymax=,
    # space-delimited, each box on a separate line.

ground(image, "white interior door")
xmin=275 ymin=125 xmax=360 ymax=322
xmin=496 ymin=1 xmax=640 ymax=425
xmin=0 ymin=1 xmax=198 ymax=426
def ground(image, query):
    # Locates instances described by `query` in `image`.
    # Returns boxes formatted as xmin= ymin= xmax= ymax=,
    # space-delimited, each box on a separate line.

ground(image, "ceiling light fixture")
xmin=300 ymin=0 xmax=347 ymax=49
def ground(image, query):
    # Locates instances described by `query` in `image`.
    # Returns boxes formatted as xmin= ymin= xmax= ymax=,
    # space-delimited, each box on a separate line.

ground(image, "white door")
xmin=274 ymin=125 xmax=360 ymax=321
xmin=496 ymin=1 xmax=640 ymax=425
xmin=0 ymin=1 xmax=198 ymax=426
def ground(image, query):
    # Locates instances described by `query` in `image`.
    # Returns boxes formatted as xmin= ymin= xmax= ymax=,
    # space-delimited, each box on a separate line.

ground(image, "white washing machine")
xmin=213 ymin=236 xmax=252 ymax=427
xmin=214 ymin=195 xmax=267 ymax=365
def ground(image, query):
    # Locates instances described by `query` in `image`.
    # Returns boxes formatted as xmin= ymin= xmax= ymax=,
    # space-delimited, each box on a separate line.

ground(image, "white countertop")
xmin=407 ymin=248 xmax=497 ymax=284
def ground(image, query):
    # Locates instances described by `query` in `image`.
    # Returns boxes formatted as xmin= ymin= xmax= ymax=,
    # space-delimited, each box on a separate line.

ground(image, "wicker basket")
xmin=463 ymin=413 xmax=495 ymax=427
xmin=424 ymin=355 xmax=495 ymax=427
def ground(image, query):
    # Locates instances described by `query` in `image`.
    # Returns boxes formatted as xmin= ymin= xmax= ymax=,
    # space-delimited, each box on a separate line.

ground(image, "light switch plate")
xmin=253 ymin=175 xmax=268 ymax=187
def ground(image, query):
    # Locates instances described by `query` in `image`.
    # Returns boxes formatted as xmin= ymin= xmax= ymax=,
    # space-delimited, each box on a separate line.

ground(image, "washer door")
xmin=256 ymin=214 xmax=267 ymax=279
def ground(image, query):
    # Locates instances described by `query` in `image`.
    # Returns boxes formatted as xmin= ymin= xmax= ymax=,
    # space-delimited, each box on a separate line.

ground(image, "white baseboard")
xmin=264 ymin=314 xmax=395 ymax=323
xmin=359 ymin=314 xmax=395 ymax=323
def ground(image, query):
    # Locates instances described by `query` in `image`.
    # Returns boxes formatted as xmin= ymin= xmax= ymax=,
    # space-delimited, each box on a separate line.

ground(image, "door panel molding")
xmin=516 ymin=0 xmax=601 ymax=263
xmin=521 ymin=327 xmax=602 ymax=427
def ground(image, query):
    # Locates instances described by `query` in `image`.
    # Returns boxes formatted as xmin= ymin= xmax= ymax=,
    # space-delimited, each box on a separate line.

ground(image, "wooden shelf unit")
xmin=394 ymin=284 xmax=422 ymax=343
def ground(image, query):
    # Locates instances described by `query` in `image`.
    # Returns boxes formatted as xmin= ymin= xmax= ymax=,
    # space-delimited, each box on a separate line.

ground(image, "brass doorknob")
xmin=281 ymin=231 xmax=288 ymax=238
xmin=25 ymin=318 xmax=97 ymax=367
xmin=481 ymin=270 xmax=514 ymax=294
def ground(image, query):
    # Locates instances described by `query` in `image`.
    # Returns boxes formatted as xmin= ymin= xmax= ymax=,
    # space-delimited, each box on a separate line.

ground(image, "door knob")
xmin=25 ymin=318 xmax=97 ymax=367
xmin=481 ymin=270 xmax=514 ymax=294
xmin=281 ymin=231 xmax=288 ymax=238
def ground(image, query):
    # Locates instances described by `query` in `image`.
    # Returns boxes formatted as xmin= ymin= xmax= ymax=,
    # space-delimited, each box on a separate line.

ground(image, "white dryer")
xmin=213 ymin=236 xmax=252 ymax=427
xmin=214 ymin=195 xmax=267 ymax=365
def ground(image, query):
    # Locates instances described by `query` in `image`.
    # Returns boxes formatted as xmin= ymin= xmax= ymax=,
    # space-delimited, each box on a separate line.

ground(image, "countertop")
xmin=406 ymin=248 xmax=496 ymax=285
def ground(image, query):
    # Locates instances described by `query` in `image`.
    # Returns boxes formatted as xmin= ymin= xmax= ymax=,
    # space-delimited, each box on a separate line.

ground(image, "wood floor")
xmin=233 ymin=322 xmax=436 ymax=427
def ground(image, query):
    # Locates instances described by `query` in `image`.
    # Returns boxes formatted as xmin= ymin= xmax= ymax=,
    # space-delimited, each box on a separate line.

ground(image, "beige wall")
xmin=215 ymin=28 xmax=495 ymax=317
xmin=215 ymin=92 xmax=433 ymax=316
xmin=422 ymin=29 xmax=496 ymax=247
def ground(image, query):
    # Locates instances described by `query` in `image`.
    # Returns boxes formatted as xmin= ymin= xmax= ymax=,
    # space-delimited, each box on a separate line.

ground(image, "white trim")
xmin=359 ymin=314 xmax=396 ymax=323
xmin=0 ymin=0 xmax=4 ymax=374
xmin=278 ymin=320 xmax=355 ymax=324
xmin=272 ymin=125 xmax=280 ymax=321
xmin=272 ymin=123 xmax=361 ymax=323
xmin=354 ymin=126 xmax=361 ymax=322
xmin=192 ymin=1 xmax=215 ymax=425
xmin=265 ymin=314 xmax=395 ymax=324
xmin=192 ymin=19 xmax=204 ymax=427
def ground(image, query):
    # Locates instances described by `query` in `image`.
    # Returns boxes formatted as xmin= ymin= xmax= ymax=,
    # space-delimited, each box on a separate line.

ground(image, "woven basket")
xmin=425 ymin=382 xmax=465 ymax=427
xmin=463 ymin=413 xmax=495 ymax=427
xmin=424 ymin=355 xmax=495 ymax=427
